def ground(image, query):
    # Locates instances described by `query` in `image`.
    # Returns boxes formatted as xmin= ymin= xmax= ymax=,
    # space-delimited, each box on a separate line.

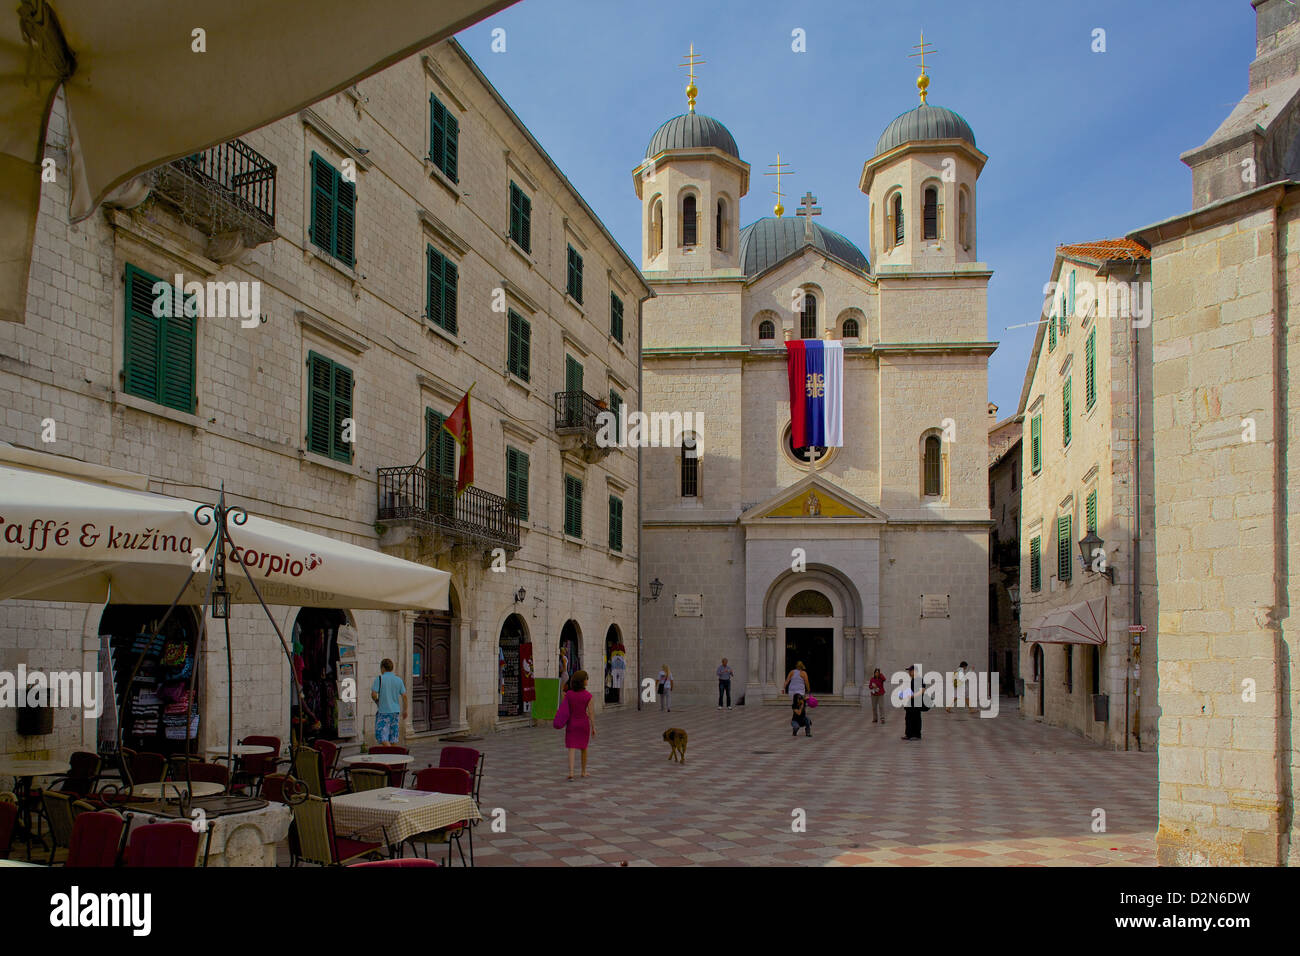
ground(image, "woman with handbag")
xmin=553 ymin=670 xmax=596 ymax=779
xmin=657 ymin=665 xmax=673 ymax=712
xmin=783 ymin=661 xmax=811 ymax=701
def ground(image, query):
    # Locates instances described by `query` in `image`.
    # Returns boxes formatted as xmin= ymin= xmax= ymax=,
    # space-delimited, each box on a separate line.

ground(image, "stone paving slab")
xmin=396 ymin=697 xmax=1157 ymax=867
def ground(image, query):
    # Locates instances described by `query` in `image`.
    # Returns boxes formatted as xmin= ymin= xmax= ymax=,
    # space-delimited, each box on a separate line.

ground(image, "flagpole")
xmin=407 ymin=382 xmax=475 ymax=471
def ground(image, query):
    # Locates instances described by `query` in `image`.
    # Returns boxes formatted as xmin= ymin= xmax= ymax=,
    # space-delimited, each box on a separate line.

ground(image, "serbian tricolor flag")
xmin=442 ymin=385 xmax=474 ymax=494
xmin=786 ymin=340 xmax=844 ymax=447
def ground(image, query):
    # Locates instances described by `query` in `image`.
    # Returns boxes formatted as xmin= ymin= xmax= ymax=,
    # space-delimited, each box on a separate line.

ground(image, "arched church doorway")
xmin=783 ymin=589 xmax=834 ymax=693
xmin=604 ymin=625 xmax=626 ymax=704
xmin=498 ymin=613 xmax=533 ymax=718
xmin=558 ymin=620 xmax=581 ymax=689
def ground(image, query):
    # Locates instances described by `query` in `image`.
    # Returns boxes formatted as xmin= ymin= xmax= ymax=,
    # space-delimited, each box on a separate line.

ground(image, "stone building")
xmin=1129 ymin=0 xmax=1300 ymax=865
xmin=1014 ymin=239 xmax=1157 ymax=749
xmin=987 ymin=404 xmax=1021 ymax=697
xmin=0 ymin=37 xmax=648 ymax=760
xmin=637 ymin=67 xmax=994 ymax=706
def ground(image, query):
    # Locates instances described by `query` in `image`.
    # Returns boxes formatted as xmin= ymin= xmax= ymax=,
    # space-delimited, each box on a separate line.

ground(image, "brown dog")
xmin=663 ymin=728 xmax=687 ymax=763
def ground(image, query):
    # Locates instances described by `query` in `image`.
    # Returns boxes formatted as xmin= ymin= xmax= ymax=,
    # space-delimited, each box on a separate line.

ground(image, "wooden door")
xmin=412 ymin=613 xmax=452 ymax=732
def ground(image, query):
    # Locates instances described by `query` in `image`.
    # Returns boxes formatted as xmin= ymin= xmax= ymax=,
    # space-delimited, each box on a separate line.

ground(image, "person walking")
xmin=716 ymin=658 xmax=734 ymax=710
xmin=657 ymin=665 xmax=673 ymax=712
xmin=553 ymin=669 xmax=595 ymax=779
xmin=791 ymin=693 xmax=812 ymax=737
xmin=783 ymin=660 xmax=811 ymax=701
xmin=370 ymin=658 xmax=407 ymax=746
xmin=947 ymin=661 xmax=969 ymax=714
xmin=868 ymin=667 xmax=887 ymax=724
xmin=901 ymin=664 xmax=927 ymax=741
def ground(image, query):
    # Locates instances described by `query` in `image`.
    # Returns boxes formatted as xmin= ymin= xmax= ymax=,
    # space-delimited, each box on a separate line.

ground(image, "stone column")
xmin=861 ymin=628 xmax=880 ymax=678
xmin=842 ymin=626 xmax=861 ymax=700
xmin=763 ymin=627 xmax=779 ymax=698
xmin=745 ymin=627 xmax=763 ymax=703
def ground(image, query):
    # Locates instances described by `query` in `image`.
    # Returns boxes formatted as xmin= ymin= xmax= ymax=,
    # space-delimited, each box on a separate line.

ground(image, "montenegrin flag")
xmin=786 ymin=340 xmax=844 ymax=448
xmin=442 ymin=385 xmax=474 ymax=494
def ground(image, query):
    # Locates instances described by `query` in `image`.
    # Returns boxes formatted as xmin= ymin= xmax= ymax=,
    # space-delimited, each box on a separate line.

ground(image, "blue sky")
xmin=459 ymin=0 xmax=1255 ymax=415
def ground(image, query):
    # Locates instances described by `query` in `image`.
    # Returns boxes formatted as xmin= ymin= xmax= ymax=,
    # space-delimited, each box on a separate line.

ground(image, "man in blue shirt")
xmin=370 ymin=658 xmax=407 ymax=745
xmin=716 ymin=658 xmax=734 ymax=710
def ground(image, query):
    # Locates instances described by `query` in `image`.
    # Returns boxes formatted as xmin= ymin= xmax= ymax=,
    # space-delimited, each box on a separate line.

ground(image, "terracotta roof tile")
xmin=1056 ymin=238 xmax=1150 ymax=265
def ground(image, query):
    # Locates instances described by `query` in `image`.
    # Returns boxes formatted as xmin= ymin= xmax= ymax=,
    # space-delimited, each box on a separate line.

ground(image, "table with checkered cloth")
xmin=330 ymin=787 xmax=481 ymax=844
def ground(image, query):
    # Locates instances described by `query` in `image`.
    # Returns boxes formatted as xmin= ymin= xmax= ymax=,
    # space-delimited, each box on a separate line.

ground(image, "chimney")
xmin=1250 ymin=0 xmax=1300 ymax=91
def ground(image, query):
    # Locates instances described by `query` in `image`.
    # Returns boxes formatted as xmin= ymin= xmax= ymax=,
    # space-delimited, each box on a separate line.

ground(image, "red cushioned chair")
xmin=409 ymin=767 xmax=473 ymax=866
xmin=126 ymin=821 xmax=202 ymax=868
xmin=312 ymin=740 xmax=343 ymax=781
xmin=289 ymin=795 xmax=387 ymax=867
xmin=0 ymin=797 xmax=18 ymax=860
xmin=369 ymin=746 xmax=409 ymax=787
xmin=66 ymin=811 xmax=125 ymax=868
xmin=349 ymin=858 xmax=440 ymax=868
xmin=293 ymin=747 xmax=348 ymax=797
xmin=437 ymin=746 xmax=484 ymax=805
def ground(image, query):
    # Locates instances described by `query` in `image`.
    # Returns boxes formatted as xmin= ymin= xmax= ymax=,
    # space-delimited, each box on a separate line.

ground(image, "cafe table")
xmin=126 ymin=780 xmax=225 ymax=800
xmin=330 ymin=786 xmax=481 ymax=855
xmin=205 ymin=744 xmax=275 ymax=758
xmin=0 ymin=756 xmax=69 ymax=860
xmin=339 ymin=753 xmax=413 ymax=767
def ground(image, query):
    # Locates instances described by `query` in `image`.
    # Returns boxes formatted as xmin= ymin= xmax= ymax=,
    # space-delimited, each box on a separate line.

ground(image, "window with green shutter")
xmin=608 ymin=495 xmax=623 ymax=552
xmin=506 ymin=446 xmax=529 ymax=521
xmin=308 ymin=153 xmax=356 ymax=267
xmin=610 ymin=292 xmax=624 ymax=343
xmin=506 ymin=309 xmax=531 ymax=381
xmin=1067 ymin=271 xmax=1076 ymax=322
xmin=608 ymin=389 xmax=622 ymax=443
xmin=1057 ymin=513 xmax=1073 ymax=582
xmin=123 ymin=264 xmax=197 ymax=414
xmin=1062 ymin=377 xmax=1072 ymax=447
xmin=1085 ymin=328 xmax=1096 ymax=410
xmin=1030 ymin=414 xmax=1042 ymax=474
xmin=306 ymin=352 xmax=354 ymax=463
xmin=425 ymin=407 xmax=456 ymax=516
xmin=564 ymin=474 xmax=583 ymax=538
xmin=429 ymin=94 xmax=459 ymax=183
xmin=509 ymin=181 xmax=531 ymax=252
xmin=566 ymin=245 xmax=583 ymax=304
xmin=1030 ymin=537 xmax=1042 ymax=592
xmin=1086 ymin=489 xmax=1097 ymax=534
xmin=1048 ymin=300 xmax=1057 ymax=351
xmin=426 ymin=244 xmax=458 ymax=334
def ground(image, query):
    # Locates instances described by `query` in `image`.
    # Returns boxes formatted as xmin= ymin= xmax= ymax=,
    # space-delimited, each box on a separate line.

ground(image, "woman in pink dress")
xmin=559 ymin=670 xmax=596 ymax=779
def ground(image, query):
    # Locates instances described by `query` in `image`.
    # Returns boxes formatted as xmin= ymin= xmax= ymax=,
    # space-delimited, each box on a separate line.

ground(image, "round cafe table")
xmin=126 ymin=780 xmax=225 ymax=800
xmin=205 ymin=745 xmax=274 ymax=758
xmin=340 ymin=753 xmax=414 ymax=767
xmin=0 ymin=757 xmax=70 ymax=860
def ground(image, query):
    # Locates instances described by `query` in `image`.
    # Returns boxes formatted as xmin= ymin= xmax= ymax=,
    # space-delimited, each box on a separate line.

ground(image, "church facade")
xmin=637 ymin=74 xmax=995 ymax=706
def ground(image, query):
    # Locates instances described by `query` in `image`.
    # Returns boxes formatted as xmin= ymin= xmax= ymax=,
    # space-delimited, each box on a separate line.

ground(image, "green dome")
xmin=738 ymin=217 xmax=869 ymax=277
xmin=875 ymin=103 xmax=976 ymax=156
xmin=645 ymin=112 xmax=740 ymax=159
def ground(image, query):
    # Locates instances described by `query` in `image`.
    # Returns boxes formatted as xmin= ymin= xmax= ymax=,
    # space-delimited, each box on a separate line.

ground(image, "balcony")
xmin=149 ymin=138 xmax=278 ymax=262
xmin=554 ymin=390 xmax=612 ymax=463
xmin=376 ymin=466 xmax=520 ymax=553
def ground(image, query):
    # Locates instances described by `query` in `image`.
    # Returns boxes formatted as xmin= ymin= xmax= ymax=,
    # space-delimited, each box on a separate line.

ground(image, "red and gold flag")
xmin=442 ymin=385 xmax=474 ymax=494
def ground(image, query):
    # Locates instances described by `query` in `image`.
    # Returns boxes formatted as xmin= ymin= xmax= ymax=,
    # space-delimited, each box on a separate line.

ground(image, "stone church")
xmin=637 ymin=65 xmax=995 ymax=705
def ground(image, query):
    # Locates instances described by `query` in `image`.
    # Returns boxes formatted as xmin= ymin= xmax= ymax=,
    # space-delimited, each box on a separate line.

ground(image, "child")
xmin=553 ymin=669 xmax=596 ymax=779
xmin=791 ymin=693 xmax=812 ymax=737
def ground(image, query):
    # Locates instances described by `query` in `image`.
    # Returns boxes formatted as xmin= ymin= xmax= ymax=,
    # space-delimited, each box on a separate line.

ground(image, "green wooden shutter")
xmin=574 ymin=249 xmax=583 ymax=303
xmin=1048 ymin=305 xmax=1057 ymax=350
xmin=565 ymin=355 xmax=583 ymax=395
xmin=425 ymin=408 xmax=439 ymax=476
xmin=564 ymin=475 xmax=583 ymax=537
xmin=335 ymin=175 xmax=356 ymax=267
xmin=309 ymin=154 xmax=334 ymax=253
xmin=517 ymin=315 xmax=530 ymax=381
xmin=306 ymin=353 xmax=333 ymax=456
xmin=160 ymin=305 xmax=197 ymax=413
xmin=331 ymin=363 xmax=353 ymax=462
xmin=609 ymin=389 xmax=622 ymax=442
xmin=444 ymin=110 xmax=459 ymax=183
xmin=506 ymin=447 xmax=529 ymax=521
xmin=441 ymin=257 xmax=458 ymax=334
xmin=509 ymin=183 xmax=521 ymax=247
xmin=427 ymin=246 xmax=440 ymax=326
xmin=1085 ymin=329 xmax=1096 ymax=409
xmin=610 ymin=293 xmax=624 ymax=342
xmin=430 ymin=96 xmax=446 ymax=169
xmin=520 ymin=190 xmax=531 ymax=252
xmin=1030 ymin=537 xmax=1041 ymax=592
xmin=1086 ymin=489 xmax=1097 ymax=533
xmin=1058 ymin=514 xmax=1072 ymax=582
xmin=124 ymin=265 xmax=162 ymax=402
xmin=1030 ymin=415 xmax=1041 ymax=473
xmin=1063 ymin=378 xmax=1072 ymax=446
xmin=507 ymin=309 xmax=520 ymax=375
xmin=608 ymin=495 xmax=623 ymax=551
xmin=1067 ymin=271 xmax=1076 ymax=320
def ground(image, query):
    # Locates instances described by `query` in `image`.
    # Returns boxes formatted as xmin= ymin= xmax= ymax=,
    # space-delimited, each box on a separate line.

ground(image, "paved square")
xmin=403 ymin=698 xmax=1157 ymax=867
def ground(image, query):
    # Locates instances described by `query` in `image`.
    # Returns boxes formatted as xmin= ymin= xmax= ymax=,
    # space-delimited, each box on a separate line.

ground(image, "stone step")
xmin=759 ymin=694 xmax=861 ymax=707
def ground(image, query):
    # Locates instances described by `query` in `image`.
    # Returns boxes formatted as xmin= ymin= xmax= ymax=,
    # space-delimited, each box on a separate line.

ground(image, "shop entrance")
xmin=292 ymin=608 xmax=347 ymax=743
xmin=412 ymin=611 xmax=451 ymax=732
xmin=604 ymin=625 xmax=625 ymax=704
xmin=558 ymin=620 xmax=581 ymax=689
xmin=497 ymin=613 xmax=533 ymax=718
xmin=98 ymin=604 xmax=202 ymax=757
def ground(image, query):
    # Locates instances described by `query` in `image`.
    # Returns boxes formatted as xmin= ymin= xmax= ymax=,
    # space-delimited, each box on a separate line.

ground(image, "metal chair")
xmin=408 ymin=767 xmax=474 ymax=866
xmin=66 ymin=811 xmax=125 ymax=868
xmin=122 ymin=749 xmax=167 ymax=785
xmin=288 ymin=795 xmax=387 ymax=867
xmin=438 ymin=746 xmax=484 ymax=805
xmin=293 ymin=747 xmax=347 ymax=797
xmin=126 ymin=821 xmax=201 ymax=867
xmin=40 ymin=789 xmax=77 ymax=864
xmin=348 ymin=766 xmax=389 ymax=793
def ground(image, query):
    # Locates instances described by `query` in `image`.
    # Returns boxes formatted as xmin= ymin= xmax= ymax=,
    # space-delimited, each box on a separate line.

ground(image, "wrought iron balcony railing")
xmin=150 ymin=138 xmax=277 ymax=257
xmin=376 ymin=466 xmax=520 ymax=552
xmin=554 ymin=389 xmax=606 ymax=433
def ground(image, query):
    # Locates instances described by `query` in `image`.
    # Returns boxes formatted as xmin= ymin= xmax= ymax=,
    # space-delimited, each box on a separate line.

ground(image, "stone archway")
xmin=760 ymin=566 xmax=863 ymax=700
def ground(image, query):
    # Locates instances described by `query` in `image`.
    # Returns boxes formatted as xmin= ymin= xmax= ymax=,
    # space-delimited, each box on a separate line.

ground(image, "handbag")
xmin=552 ymin=693 xmax=570 ymax=729
xmin=805 ymin=695 xmax=818 ymax=708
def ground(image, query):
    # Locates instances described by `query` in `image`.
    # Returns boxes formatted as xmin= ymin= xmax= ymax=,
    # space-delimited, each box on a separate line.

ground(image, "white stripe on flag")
xmin=823 ymin=340 xmax=843 ymax=447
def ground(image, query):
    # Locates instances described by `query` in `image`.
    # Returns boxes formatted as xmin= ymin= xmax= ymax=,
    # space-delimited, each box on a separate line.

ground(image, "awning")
xmin=0 ymin=458 xmax=450 ymax=611
xmin=1023 ymin=596 xmax=1108 ymax=645
xmin=1 ymin=0 xmax=516 ymax=323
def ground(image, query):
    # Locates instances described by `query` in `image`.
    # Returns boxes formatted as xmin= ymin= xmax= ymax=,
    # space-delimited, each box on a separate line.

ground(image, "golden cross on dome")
xmin=765 ymin=153 xmax=793 ymax=217
xmin=679 ymin=42 xmax=706 ymax=112
xmin=909 ymin=32 xmax=936 ymax=104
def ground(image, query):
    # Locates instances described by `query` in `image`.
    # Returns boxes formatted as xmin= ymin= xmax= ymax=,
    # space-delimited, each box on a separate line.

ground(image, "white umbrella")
xmin=1 ymin=0 xmax=516 ymax=322
xmin=0 ymin=461 xmax=449 ymax=610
